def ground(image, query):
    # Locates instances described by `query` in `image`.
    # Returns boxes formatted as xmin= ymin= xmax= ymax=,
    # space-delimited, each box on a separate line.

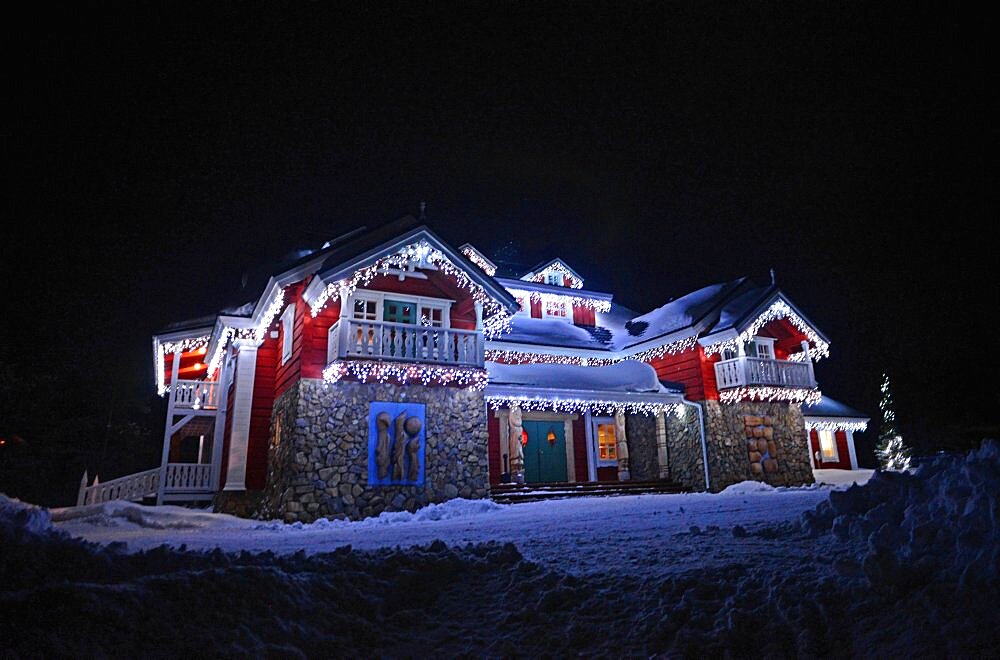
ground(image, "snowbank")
xmin=255 ymin=498 xmax=507 ymax=531
xmin=51 ymin=500 xmax=256 ymax=529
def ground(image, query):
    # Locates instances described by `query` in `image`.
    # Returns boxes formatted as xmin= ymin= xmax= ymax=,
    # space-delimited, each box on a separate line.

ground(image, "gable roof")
xmin=519 ymin=257 xmax=585 ymax=288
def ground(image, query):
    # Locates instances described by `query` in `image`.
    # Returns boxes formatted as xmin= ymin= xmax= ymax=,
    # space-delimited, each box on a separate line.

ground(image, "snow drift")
xmin=3 ymin=443 xmax=999 ymax=656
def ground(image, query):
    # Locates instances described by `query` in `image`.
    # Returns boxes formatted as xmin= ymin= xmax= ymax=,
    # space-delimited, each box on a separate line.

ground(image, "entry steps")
xmin=490 ymin=479 xmax=688 ymax=504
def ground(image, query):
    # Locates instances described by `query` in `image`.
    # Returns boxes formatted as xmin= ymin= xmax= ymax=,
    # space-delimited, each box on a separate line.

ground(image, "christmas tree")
xmin=875 ymin=372 xmax=911 ymax=470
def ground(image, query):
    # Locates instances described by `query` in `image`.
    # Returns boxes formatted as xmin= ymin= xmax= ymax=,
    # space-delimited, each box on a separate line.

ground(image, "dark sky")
xmin=4 ymin=3 xmax=998 ymax=457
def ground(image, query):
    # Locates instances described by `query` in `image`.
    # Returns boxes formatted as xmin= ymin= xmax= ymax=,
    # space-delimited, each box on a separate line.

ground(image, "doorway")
xmin=522 ymin=421 xmax=567 ymax=483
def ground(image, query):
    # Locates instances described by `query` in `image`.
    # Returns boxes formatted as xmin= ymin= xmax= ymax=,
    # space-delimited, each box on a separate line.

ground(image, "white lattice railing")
xmin=77 ymin=468 xmax=161 ymax=506
xmin=714 ymin=357 xmax=816 ymax=390
xmin=328 ymin=319 xmax=484 ymax=367
xmin=162 ymin=463 xmax=213 ymax=492
xmin=171 ymin=379 xmax=220 ymax=410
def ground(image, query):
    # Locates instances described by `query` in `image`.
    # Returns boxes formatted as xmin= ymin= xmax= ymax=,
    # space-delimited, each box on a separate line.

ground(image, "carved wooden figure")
xmin=614 ymin=411 xmax=631 ymax=481
xmin=508 ymin=405 xmax=525 ymax=481
xmin=375 ymin=411 xmax=392 ymax=479
xmin=404 ymin=416 xmax=422 ymax=482
xmin=392 ymin=411 xmax=408 ymax=480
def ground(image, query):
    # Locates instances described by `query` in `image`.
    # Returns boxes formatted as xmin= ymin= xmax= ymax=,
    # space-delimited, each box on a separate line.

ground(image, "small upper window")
xmin=352 ymin=299 xmax=377 ymax=321
xmin=754 ymin=337 xmax=775 ymax=360
xmin=280 ymin=304 xmax=294 ymax=364
xmin=544 ymin=271 xmax=563 ymax=286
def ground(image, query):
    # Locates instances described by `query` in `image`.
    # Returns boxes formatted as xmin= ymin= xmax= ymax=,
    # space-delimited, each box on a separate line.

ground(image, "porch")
xmin=328 ymin=318 xmax=485 ymax=367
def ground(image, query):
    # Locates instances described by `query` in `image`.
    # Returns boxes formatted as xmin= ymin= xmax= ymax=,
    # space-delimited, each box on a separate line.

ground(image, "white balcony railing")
xmin=714 ymin=357 xmax=816 ymax=390
xmin=328 ymin=319 xmax=484 ymax=367
xmin=77 ymin=463 xmax=214 ymax=506
xmin=163 ymin=463 xmax=213 ymax=492
xmin=172 ymin=379 xmax=220 ymax=410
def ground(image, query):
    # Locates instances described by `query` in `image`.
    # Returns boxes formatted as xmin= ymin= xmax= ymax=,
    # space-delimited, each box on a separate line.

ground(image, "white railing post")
xmin=77 ymin=470 xmax=88 ymax=506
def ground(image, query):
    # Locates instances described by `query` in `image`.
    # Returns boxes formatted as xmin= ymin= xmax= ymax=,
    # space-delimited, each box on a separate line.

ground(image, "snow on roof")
xmin=503 ymin=316 xmax=609 ymax=350
xmin=713 ymin=284 xmax=771 ymax=332
xmin=613 ymin=280 xmax=736 ymax=348
xmin=487 ymin=359 xmax=671 ymax=393
xmin=803 ymin=395 xmax=869 ymax=420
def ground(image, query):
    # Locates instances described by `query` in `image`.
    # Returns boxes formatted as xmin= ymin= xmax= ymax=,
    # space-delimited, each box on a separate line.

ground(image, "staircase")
xmin=490 ymin=479 xmax=689 ymax=504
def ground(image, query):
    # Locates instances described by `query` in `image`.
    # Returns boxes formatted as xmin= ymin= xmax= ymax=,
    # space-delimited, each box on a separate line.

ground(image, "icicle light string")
xmin=486 ymin=395 xmax=678 ymax=417
xmin=309 ymin=240 xmax=513 ymax=338
xmin=155 ymin=336 xmax=210 ymax=395
xmin=522 ymin=261 xmax=584 ymax=289
xmin=323 ymin=360 xmax=489 ymax=389
xmin=804 ymin=419 xmax=868 ymax=433
xmin=718 ymin=386 xmax=822 ymax=405
xmin=703 ymin=300 xmax=830 ymax=361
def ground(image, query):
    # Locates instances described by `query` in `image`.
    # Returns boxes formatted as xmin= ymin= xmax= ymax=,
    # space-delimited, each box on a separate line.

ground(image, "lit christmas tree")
xmin=875 ymin=372 xmax=911 ymax=470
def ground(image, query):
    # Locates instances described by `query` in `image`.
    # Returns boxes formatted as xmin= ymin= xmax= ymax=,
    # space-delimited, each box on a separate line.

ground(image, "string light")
xmin=703 ymin=300 xmax=830 ymax=361
xmin=485 ymin=395 xmax=678 ymax=416
xmin=484 ymin=349 xmax=588 ymax=365
xmin=323 ymin=359 xmax=489 ymax=389
xmin=804 ymin=418 xmax=868 ymax=433
xmin=718 ymin=386 xmax=822 ymax=405
xmin=521 ymin=261 xmax=584 ymax=289
xmin=621 ymin=335 xmax=700 ymax=362
xmin=506 ymin=288 xmax=611 ymax=313
xmin=155 ymin=335 xmax=210 ymax=395
xmin=460 ymin=245 xmax=496 ymax=276
xmin=309 ymin=240 xmax=512 ymax=338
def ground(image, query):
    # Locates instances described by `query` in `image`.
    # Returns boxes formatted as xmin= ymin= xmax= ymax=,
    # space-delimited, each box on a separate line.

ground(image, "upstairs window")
xmin=544 ymin=271 xmax=564 ymax=286
xmin=419 ymin=305 xmax=444 ymax=327
xmin=352 ymin=298 xmax=377 ymax=321
xmin=543 ymin=297 xmax=568 ymax=319
xmin=280 ymin=304 xmax=294 ymax=364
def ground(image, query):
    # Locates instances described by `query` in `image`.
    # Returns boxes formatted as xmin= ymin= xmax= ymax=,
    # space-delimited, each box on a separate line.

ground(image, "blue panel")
xmin=367 ymin=401 xmax=426 ymax=486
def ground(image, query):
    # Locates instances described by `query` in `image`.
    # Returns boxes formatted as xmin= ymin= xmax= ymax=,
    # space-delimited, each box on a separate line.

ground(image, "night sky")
xmin=4 ymin=3 xmax=998 ymax=487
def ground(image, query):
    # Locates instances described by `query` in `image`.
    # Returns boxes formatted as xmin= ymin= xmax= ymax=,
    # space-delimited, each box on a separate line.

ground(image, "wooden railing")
xmin=714 ymin=357 xmax=816 ymax=390
xmin=172 ymin=379 xmax=220 ymax=410
xmin=77 ymin=468 xmax=160 ymax=505
xmin=76 ymin=463 xmax=215 ymax=506
xmin=328 ymin=319 xmax=484 ymax=367
xmin=162 ymin=463 xmax=213 ymax=492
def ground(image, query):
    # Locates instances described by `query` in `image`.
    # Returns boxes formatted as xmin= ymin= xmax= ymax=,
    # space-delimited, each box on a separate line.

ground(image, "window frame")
xmin=347 ymin=289 xmax=453 ymax=328
xmin=280 ymin=304 xmax=295 ymax=365
xmin=592 ymin=416 xmax=618 ymax=466
xmin=818 ymin=429 xmax=839 ymax=462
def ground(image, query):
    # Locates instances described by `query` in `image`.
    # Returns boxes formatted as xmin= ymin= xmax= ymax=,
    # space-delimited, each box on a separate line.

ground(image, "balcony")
xmin=171 ymin=379 xmax=220 ymax=410
xmin=328 ymin=318 xmax=485 ymax=367
xmin=714 ymin=357 xmax=816 ymax=390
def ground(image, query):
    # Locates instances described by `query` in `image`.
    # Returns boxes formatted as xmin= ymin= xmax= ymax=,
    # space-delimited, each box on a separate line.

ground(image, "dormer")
xmin=520 ymin=258 xmax=585 ymax=289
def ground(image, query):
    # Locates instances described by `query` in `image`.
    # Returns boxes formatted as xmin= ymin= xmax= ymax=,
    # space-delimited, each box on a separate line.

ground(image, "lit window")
xmin=597 ymin=423 xmax=617 ymax=461
xmin=544 ymin=298 xmax=568 ymax=318
xmin=819 ymin=430 xmax=838 ymax=461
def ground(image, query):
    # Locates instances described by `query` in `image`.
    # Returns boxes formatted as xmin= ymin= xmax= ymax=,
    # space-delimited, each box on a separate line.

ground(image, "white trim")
xmin=846 ymin=430 xmax=859 ymax=469
xmin=280 ymin=304 xmax=294 ymax=365
xmin=564 ymin=419 xmax=576 ymax=482
xmin=583 ymin=410 xmax=596 ymax=481
xmin=223 ymin=342 xmax=259 ymax=491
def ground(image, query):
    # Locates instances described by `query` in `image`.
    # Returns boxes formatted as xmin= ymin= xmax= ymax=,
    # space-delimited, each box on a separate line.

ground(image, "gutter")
xmin=680 ymin=396 xmax=711 ymax=491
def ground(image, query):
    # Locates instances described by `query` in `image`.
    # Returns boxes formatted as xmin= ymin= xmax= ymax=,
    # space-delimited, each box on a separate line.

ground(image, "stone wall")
xmin=259 ymin=379 xmax=489 ymax=522
xmin=664 ymin=407 xmax=707 ymax=491
xmin=213 ymin=490 xmax=265 ymax=518
xmin=624 ymin=415 xmax=659 ymax=481
xmin=702 ymin=400 xmax=814 ymax=491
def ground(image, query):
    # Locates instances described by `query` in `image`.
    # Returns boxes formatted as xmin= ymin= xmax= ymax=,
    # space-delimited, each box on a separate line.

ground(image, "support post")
xmin=157 ymin=347 xmax=182 ymax=505
xmin=655 ymin=411 xmax=670 ymax=480
xmin=614 ymin=411 xmax=630 ymax=481
xmin=223 ymin=340 xmax=260 ymax=492
xmin=801 ymin=340 xmax=816 ymax=387
xmin=77 ymin=470 xmax=89 ymax=506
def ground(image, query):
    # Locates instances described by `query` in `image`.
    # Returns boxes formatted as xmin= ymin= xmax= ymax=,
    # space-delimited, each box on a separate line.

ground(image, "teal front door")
xmin=523 ymin=421 xmax=567 ymax=483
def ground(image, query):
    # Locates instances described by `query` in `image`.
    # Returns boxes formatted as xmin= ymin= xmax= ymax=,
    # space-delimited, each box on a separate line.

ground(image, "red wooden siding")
xmin=488 ymin=415 xmax=501 ymax=486
xmin=162 ymin=348 xmax=210 ymax=387
xmin=809 ymin=429 xmax=853 ymax=470
xmin=245 ymin=336 xmax=278 ymax=490
xmin=647 ymin=345 xmax=717 ymax=401
xmin=572 ymin=417 xmax=589 ymax=481
xmin=530 ymin=298 xmax=542 ymax=318
xmin=572 ymin=306 xmax=596 ymax=326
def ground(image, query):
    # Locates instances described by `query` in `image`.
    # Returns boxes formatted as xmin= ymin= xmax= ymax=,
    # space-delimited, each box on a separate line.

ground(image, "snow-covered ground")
xmin=3 ymin=452 xmax=998 ymax=656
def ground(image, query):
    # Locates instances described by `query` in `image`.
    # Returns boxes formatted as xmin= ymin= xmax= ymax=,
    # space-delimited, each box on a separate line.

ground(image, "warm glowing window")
xmin=597 ymin=423 xmax=617 ymax=461
xmin=544 ymin=298 xmax=568 ymax=318
xmin=818 ymin=430 xmax=838 ymax=461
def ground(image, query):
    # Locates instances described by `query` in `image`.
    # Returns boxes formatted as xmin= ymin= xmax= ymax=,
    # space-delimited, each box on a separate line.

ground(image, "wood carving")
xmin=405 ymin=416 xmax=422 ymax=482
xmin=375 ymin=411 xmax=391 ymax=479
xmin=392 ymin=411 xmax=407 ymax=480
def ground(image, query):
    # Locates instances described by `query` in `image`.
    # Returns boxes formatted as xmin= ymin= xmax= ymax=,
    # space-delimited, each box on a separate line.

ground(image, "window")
xmin=419 ymin=305 xmax=443 ymax=327
xmin=352 ymin=298 xmax=377 ymax=321
xmin=543 ymin=297 xmax=568 ymax=319
xmin=514 ymin=294 xmax=529 ymax=315
xmin=544 ymin=271 xmax=563 ymax=286
xmin=754 ymin=337 xmax=775 ymax=360
xmin=818 ymin=430 xmax=838 ymax=461
xmin=596 ymin=422 xmax=617 ymax=462
xmin=280 ymin=304 xmax=294 ymax=364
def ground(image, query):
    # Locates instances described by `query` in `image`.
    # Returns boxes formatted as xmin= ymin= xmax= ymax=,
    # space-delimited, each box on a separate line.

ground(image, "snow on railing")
xmin=714 ymin=357 xmax=815 ymax=390
xmin=328 ymin=319 xmax=484 ymax=367
xmin=172 ymin=379 xmax=220 ymax=410
xmin=76 ymin=468 xmax=160 ymax=506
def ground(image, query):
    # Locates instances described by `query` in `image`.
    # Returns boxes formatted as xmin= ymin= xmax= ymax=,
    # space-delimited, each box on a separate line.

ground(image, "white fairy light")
xmin=703 ymin=300 xmax=830 ymax=361
xmin=804 ymin=418 xmax=868 ymax=433
xmin=323 ymin=359 xmax=489 ymax=389
xmin=523 ymin=261 xmax=583 ymax=289
xmin=505 ymin=288 xmax=611 ymax=313
xmin=309 ymin=240 xmax=513 ymax=338
xmin=484 ymin=349 xmax=588 ymax=365
xmin=621 ymin=335 xmax=700 ymax=362
xmin=718 ymin=386 xmax=822 ymax=405
xmin=485 ymin=395 xmax=677 ymax=417
xmin=155 ymin=335 xmax=210 ymax=395
xmin=460 ymin=245 xmax=497 ymax=276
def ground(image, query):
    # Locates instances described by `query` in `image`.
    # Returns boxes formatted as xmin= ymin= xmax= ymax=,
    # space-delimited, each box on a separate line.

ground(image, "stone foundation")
xmin=213 ymin=490 xmax=265 ymax=518
xmin=259 ymin=379 xmax=489 ymax=522
xmin=702 ymin=400 xmax=814 ymax=491
xmin=624 ymin=415 xmax=659 ymax=481
xmin=664 ymin=407 xmax=707 ymax=491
